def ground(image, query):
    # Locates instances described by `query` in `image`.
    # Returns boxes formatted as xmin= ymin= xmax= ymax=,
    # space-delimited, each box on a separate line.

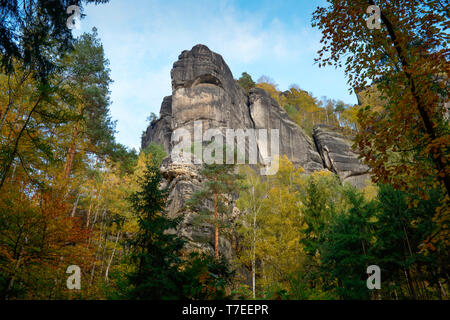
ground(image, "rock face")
xmin=248 ymin=87 xmax=324 ymax=172
xmin=170 ymin=45 xmax=255 ymax=137
xmin=313 ymin=125 xmax=370 ymax=188
xmin=141 ymin=96 xmax=172 ymax=153
xmin=141 ymin=44 xmax=371 ymax=257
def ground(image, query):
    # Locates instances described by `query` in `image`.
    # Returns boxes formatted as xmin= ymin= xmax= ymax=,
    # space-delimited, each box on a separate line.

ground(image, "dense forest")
xmin=0 ymin=1 xmax=448 ymax=300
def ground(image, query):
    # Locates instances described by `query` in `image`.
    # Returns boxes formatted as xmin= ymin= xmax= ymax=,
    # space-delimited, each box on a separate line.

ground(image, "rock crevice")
xmin=313 ymin=125 xmax=370 ymax=188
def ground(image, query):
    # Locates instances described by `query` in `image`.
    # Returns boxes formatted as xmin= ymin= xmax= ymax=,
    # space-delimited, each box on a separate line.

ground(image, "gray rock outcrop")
xmin=313 ymin=125 xmax=370 ymax=188
xmin=141 ymin=96 xmax=172 ymax=153
xmin=248 ymin=87 xmax=323 ymax=172
xmin=141 ymin=44 xmax=372 ymax=257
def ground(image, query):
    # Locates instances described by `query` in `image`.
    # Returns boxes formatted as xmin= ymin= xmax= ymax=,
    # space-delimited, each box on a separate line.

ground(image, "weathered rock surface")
xmin=313 ymin=125 xmax=370 ymax=188
xmin=248 ymin=87 xmax=323 ymax=172
xmin=141 ymin=44 xmax=371 ymax=257
xmin=141 ymin=96 xmax=172 ymax=153
xmin=171 ymin=45 xmax=254 ymax=138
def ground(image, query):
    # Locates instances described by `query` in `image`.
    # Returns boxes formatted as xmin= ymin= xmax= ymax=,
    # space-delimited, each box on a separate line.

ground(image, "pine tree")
xmin=319 ymin=187 xmax=377 ymax=300
xmin=125 ymin=160 xmax=185 ymax=299
xmin=187 ymin=161 xmax=243 ymax=260
xmin=0 ymin=1 xmax=109 ymax=83
xmin=373 ymin=184 xmax=447 ymax=299
xmin=117 ymin=154 xmax=235 ymax=300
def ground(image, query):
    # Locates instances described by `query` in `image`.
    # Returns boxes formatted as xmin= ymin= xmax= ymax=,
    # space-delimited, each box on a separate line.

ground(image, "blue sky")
xmin=74 ymin=0 xmax=357 ymax=150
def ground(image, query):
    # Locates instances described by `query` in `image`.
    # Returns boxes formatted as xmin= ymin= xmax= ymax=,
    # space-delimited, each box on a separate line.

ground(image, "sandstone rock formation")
xmin=141 ymin=44 xmax=371 ymax=257
xmin=248 ymin=87 xmax=323 ymax=172
xmin=141 ymin=96 xmax=172 ymax=153
xmin=313 ymin=125 xmax=370 ymax=188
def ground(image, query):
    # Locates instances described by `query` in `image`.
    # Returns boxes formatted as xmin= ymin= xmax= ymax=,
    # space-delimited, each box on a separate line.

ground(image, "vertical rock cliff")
xmin=141 ymin=44 xmax=371 ymax=257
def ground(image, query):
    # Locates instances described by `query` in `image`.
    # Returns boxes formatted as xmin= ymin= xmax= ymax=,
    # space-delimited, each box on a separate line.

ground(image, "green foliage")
xmin=146 ymin=112 xmax=158 ymax=124
xmin=124 ymin=161 xmax=185 ymax=299
xmin=0 ymin=24 xmax=141 ymax=300
xmin=142 ymin=142 xmax=166 ymax=166
xmin=235 ymin=157 xmax=448 ymax=300
xmin=237 ymin=72 xmax=255 ymax=92
xmin=1 ymin=0 xmax=448 ymax=301
xmin=117 ymin=159 xmax=234 ymax=300
xmin=318 ymin=188 xmax=377 ymax=299
xmin=0 ymin=0 xmax=109 ymax=83
xmin=300 ymin=172 xmax=345 ymax=256
xmin=63 ymin=28 xmax=121 ymax=160
xmin=371 ymin=184 xmax=447 ymax=299
xmin=181 ymin=252 xmax=234 ymax=300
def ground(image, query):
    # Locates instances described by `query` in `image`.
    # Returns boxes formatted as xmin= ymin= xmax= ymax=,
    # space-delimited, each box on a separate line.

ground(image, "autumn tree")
xmin=236 ymin=158 xmax=311 ymax=298
xmin=0 ymin=167 xmax=93 ymax=299
xmin=235 ymin=166 xmax=267 ymax=299
xmin=312 ymin=0 xmax=450 ymax=249
xmin=58 ymin=28 xmax=117 ymax=183
xmin=234 ymin=154 xmax=450 ymax=299
xmin=279 ymin=87 xmax=325 ymax=135
xmin=0 ymin=27 xmax=135 ymax=299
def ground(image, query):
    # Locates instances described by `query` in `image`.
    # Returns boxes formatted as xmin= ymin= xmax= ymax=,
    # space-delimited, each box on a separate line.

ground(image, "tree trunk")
xmin=438 ymin=279 xmax=447 ymax=300
xmin=105 ymin=230 xmax=121 ymax=281
xmin=214 ymin=193 xmax=219 ymax=260
xmin=86 ymin=198 xmax=94 ymax=229
xmin=71 ymin=193 xmax=81 ymax=217
xmin=403 ymin=267 xmax=416 ymax=299
xmin=99 ymin=231 xmax=108 ymax=277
